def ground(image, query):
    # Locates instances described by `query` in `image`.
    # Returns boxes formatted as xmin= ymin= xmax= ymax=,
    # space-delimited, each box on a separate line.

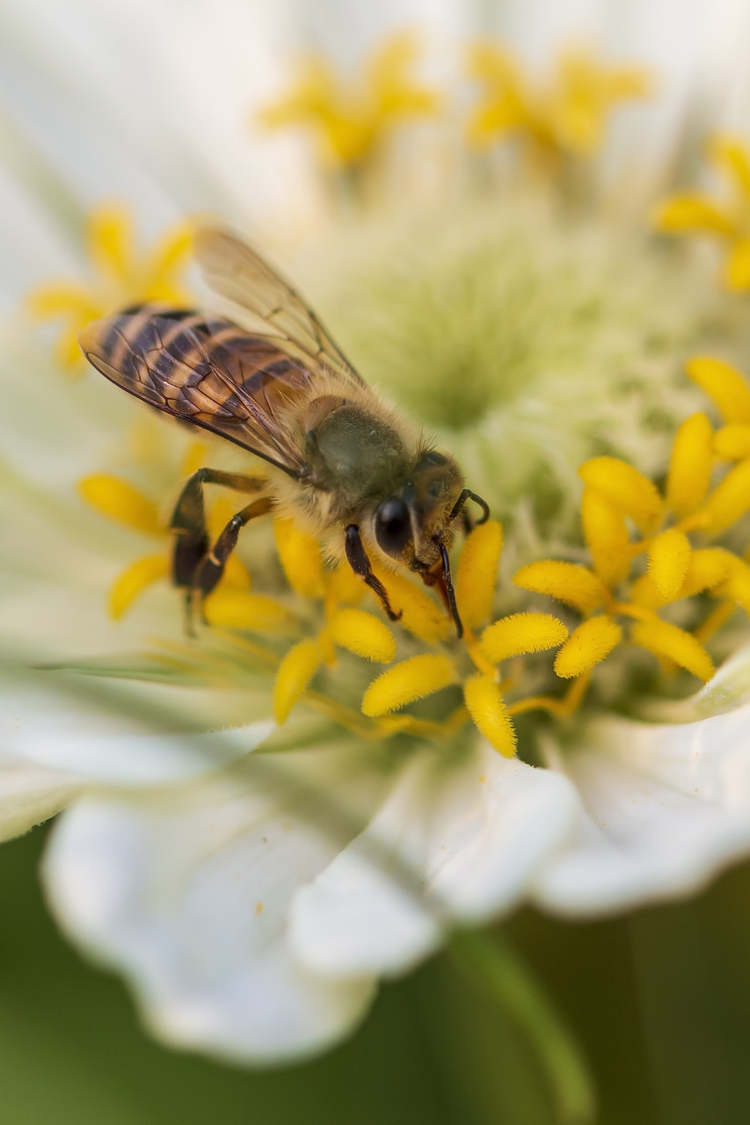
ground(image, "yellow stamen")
xmin=578 ymin=456 xmax=663 ymax=535
xmin=203 ymin=590 xmax=294 ymax=633
xmin=685 ymin=357 xmax=750 ymax=425
xmin=480 ymin=612 xmax=568 ymax=665
xmin=666 ymin=412 xmax=715 ymax=517
xmin=701 ymin=458 xmax=750 ymax=535
xmin=372 ymin=566 xmax=450 ymax=643
xmin=508 ymin=673 xmax=590 ymax=719
xmin=455 ymin=520 xmax=503 ymax=630
xmin=554 ymin=615 xmax=622 ymax=679
xmin=513 ymin=560 xmax=609 ymax=614
xmin=109 ymin=554 xmax=169 ymax=619
xmin=328 ymin=608 xmax=396 ymax=663
xmin=325 ymin=562 xmax=366 ymax=612
xmin=679 ymin=548 xmax=734 ymax=598
xmin=652 ymin=194 xmax=735 ymax=236
xmin=714 ymin=424 xmax=750 ymax=460
xmin=463 ymin=675 xmax=517 ymax=758
xmin=181 ymin=441 xmax=209 ymax=478
xmin=647 ymin=528 xmax=691 ymax=601
xmin=694 ymin=600 xmax=737 ymax=644
xmin=222 ymin=553 xmax=252 ymax=591
xmin=273 ymin=639 xmax=323 ymax=724
xmin=361 ymin=654 xmax=456 ymax=717
xmin=79 ymin=475 xmax=162 ymax=536
xmin=274 ymin=518 xmax=325 ymax=599
xmin=580 ymin=486 xmax=631 ymax=587
xmin=630 ymin=619 xmax=714 ymax=682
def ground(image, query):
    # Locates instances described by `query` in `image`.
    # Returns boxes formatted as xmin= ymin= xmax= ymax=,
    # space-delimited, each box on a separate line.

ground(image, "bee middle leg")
xmin=169 ymin=468 xmax=268 ymax=631
xmin=344 ymin=524 xmax=401 ymax=622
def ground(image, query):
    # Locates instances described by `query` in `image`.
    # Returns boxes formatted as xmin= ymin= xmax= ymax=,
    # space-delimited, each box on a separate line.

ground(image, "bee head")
xmin=372 ymin=450 xmax=465 ymax=568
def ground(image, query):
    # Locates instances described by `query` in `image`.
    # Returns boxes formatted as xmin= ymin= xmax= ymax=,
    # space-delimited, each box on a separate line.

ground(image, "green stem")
xmin=448 ymin=927 xmax=597 ymax=1125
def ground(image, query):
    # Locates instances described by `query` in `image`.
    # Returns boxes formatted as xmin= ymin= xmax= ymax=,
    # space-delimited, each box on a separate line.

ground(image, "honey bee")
xmin=79 ymin=228 xmax=489 ymax=636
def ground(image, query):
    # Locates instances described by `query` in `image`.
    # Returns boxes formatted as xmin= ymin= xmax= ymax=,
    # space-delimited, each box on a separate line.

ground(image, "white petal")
xmin=1 ymin=678 xmax=273 ymax=785
xmin=290 ymin=739 xmax=578 ymax=979
xmin=534 ymin=701 xmax=750 ymax=915
xmin=0 ymin=758 xmax=81 ymax=841
xmin=43 ymin=747 xmax=384 ymax=1063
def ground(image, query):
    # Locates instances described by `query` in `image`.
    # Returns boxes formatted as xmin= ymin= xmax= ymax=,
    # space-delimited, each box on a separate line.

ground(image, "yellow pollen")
xmin=652 ymin=194 xmax=735 ymax=237
xmin=679 ymin=548 xmax=734 ymax=598
xmin=455 ymin=520 xmax=503 ymax=630
xmin=701 ymin=458 xmax=750 ymax=535
xmin=480 ymin=612 xmax=569 ymax=665
xmin=203 ymin=590 xmax=295 ymax=634
xmin=371 ymin=566 xmax=450 ymax=644
xmin=578 ymin=457 xmax=663 ymax=535
xmin=554 ymin=615 xmax=622 ymax=679
xmin=79 ymin=475 xmax=162 ymax=536
xmin=513 ymin=560 xmax=609 ymax=614
xmin=685 ymin=357 xmax=750 ymax=425
xmin=273 ymin=518 xmax=325 ymax=599
xmin=327 ymin=608 xmax=396 ymax=663
xmin=666 ymin=412 xmax=715 ymax=518
xmin=647 ymin=528 xmax=691 ymax=601
xmin=580 ymin=486 xmax=631 ymax=587
xmin=108 ymin=554 xmax=170 ymax=619
xmin=273 ymin=639 xmax=323 ymax=724
xmin=630 ymin=619 xmax=715 ymax=682
xmin=714 ymin=424 xmax=750 ymax=460
xmin=463 ymin=675 xmax=517 ymax=758
xmin=361 ymin=654 xmax=456 ymax=717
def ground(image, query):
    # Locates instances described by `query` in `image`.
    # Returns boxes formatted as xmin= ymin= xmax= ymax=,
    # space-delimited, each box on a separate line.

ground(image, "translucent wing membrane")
xmin=194 ymin=227 xmax=367 ymax=391
xmin=79 ymin=308 xmax=312 ymax=477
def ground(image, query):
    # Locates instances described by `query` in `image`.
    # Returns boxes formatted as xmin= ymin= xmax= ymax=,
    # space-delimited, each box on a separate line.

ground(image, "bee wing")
xmin=79 ymin=311 xmax=313 ymax=478
xmin=194 ymin=226 xmax=368 ymax=391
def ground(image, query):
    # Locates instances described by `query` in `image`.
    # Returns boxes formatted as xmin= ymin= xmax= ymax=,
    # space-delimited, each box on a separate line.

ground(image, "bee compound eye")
xmin=374 ymin=498 xmax=413 ymax=557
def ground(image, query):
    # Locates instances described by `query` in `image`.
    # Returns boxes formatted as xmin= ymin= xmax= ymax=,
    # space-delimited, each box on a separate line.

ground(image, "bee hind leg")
xmin=344 ymin=524 xmax=401 ymax=622
xmin=169 ymin=468 xmax=268 ymax=633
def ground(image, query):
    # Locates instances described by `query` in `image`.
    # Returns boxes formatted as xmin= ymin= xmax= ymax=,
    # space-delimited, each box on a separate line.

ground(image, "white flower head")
xmin=5 ymin=0 xmax=750 ymax=1078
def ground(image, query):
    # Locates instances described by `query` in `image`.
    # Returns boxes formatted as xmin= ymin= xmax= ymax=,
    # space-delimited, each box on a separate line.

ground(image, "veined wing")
xmin=194 ymin=226 xmax=368 ymax=392
xmin=78 ymin=307 xmax=312 ymax=478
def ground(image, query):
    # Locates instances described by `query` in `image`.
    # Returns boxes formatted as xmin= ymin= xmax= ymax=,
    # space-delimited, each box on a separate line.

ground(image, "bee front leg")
xmin=344 ymin=524 xmax=401 ymax=622
xmin=170 ymin=468 xmax=268 ymax=633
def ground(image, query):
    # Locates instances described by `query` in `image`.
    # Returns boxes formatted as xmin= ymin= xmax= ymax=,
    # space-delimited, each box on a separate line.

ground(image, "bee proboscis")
xmin=79 ymin=228 xmax=489 ymax=636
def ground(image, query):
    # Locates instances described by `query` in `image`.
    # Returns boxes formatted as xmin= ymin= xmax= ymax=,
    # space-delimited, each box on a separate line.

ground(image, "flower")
xmin=257 ymin=31 xmax=440 ymax=179
xmin=6 ymin=5 xmax=750 ymax=1082
xmin=467 ymin=43 xmax=650 ymax=162
xmin=653 ymin=135 xmax=750 ymax=291
xmin=26 ymin=205 xmax=192 ymax=369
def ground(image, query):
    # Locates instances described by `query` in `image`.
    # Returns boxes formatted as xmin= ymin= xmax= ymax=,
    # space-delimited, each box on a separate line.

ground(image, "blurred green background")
xmin=3 ymin=824 xmax=750 ymax=1124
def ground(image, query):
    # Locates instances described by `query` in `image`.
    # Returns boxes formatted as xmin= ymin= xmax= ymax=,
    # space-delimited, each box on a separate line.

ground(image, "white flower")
xmin=5 ymin=0 xmax=750 ymax=1073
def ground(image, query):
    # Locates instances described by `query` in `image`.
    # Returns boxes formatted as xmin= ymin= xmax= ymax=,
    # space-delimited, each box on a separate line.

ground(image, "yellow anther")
xmin=580 ymin=486 xmax=631 ymax=587
xmin=455 ymin=520 xmax=503 ymax=630
xmin=273 ymin=639 xmax=323 ymax=724
xmin=480 ymin=612 xmax=569 ymax=665
xmin=222 ymin=553 xmax=252 ymax=591
xmin=181 ymin=441 xmax=209 ymax=478
xmin=666 ymin=412 xmax=714 ymax=518
xmin=714 ymin=424 xmax=750 ymax=460
xmin=701 ymin=458 xmax=750 ymax=535
xmin=578 ymin=457 xmax=663 ymax=535
xmin=514 ymin=560 xmax=609 ymax=614
xmin=647 ymin=528 xmax=691 ymax=601
xmin=274 ymin=518 xmax=325 ymax=598
xmin=554 ymin=615 xmax=622 ymax=679
xmin=361 ymin=654 xmax=456 ymax=717
xmin=108 ymin=554 xmax=169 ymax=619
xmin=679 ymin=548 xmax=734 ymax=598
xmin=203 ymin=590 xmax=294 ymax=633
xmin=685 ymin=357 xmax=750 ymax=425
xmin=372 ymin=566 xmax=450 ymax=643
xmin=630 ymin=619 xmax=714 ymax=682
xmin=317 ymin=626 xmax=337 ymax=667
xmin=694 ymin=599 xmax=738 ymax=644
xmin=463 ymin=675 xmax=517 ymax=758
xmin=328 ymin=608 xmax=396 ymax=663
xmin=79 ymin=475 xmax=162 ymax=536
xmin=630 ymin=573 xmax=664 ymax=609
xmin=652 ymin=194 xmax=735 ymax=236
xmin=326 ymin=563 xmax=366 ymax=608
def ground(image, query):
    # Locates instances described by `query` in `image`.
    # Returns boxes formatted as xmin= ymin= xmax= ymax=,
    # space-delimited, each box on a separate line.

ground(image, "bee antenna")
xmin=450 ymin=489 xmax=490 ymax=525
xmin=436 ymin=536 xmax=463 ymax=639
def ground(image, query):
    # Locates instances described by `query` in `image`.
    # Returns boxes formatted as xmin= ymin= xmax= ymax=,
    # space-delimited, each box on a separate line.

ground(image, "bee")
xmin=79 ymin=228 xmax=489 ymax=636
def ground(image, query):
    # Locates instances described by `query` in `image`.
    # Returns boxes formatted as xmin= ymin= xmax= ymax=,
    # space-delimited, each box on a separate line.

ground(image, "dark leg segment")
xmin=449 ymin=488 xmax=490 ymax=526
xmin=194 ymin=497 xmax=273 ymax=598
xmin=345 ymin=524 xmax=401 ymax=621
xmin=169 ymin=468 xmax=268 ymax=632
